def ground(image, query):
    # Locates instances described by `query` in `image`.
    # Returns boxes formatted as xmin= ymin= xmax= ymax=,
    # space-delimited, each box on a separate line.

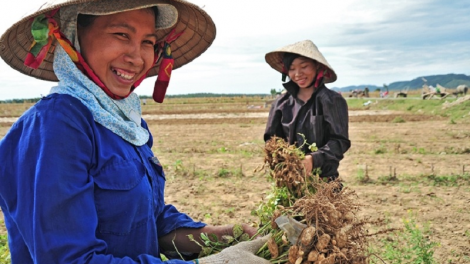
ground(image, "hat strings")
xmin=24 ymin=9 xmax=142 ymax=100
xmin=314 ymin=66 xmax=331 ymax=88
xmin=280 ymin=62 xmax=330 ymax=88
xmin=24 ymin=10 xmax=184 ymax=102
xmin=281 ymin=64 xmax=287 ymax=82
xmin=151 ymin=28 xmax=184 ymax=103
xmin=314 ymin=69 xmax=324 ymax=88
xmin=24 ymin=9 xmax=80 ymax=69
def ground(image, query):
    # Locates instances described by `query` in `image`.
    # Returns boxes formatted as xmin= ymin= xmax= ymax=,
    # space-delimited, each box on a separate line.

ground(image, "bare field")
xmin=146 ymin=103 xmax=470 ymax=263
xmin=1 ymin=97 xmax=470 ymax=263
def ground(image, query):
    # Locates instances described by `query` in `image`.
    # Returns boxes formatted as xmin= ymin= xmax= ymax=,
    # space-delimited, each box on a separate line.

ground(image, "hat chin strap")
xmin=313 ymin=65 xmax=332 ymax=88
xmin=152 ymin=29 xmax=184 ymax=103
xmin=24 ymin=9 xmax=184 ymax=102
xmin=24 ymin=9 xmax=130 ymax=100
xmin=313 ymin=69 xmax=324 ymax=88
xmin=281 ymin=65 xmax=329 ymax=89
xmin=101 ymin=29 xmax=184 ymax=101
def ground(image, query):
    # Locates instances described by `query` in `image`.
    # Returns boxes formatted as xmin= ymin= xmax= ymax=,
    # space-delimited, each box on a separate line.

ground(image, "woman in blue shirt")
xmin=0 ymin=0 xmax=269 ymax=263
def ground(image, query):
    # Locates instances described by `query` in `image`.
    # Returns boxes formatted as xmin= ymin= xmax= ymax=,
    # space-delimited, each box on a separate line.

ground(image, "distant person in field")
xmin=264 ymin=40 xmax=351 ymax=182
xmin=364 ymin=87 xmax=369 ymax=97
xmin=0 ymin=0 xmax=270 ymax=263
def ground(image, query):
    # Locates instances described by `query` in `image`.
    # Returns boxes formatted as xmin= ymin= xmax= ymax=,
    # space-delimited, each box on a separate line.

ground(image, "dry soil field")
xmin=1 ymin=96 xmax=469 ymax=263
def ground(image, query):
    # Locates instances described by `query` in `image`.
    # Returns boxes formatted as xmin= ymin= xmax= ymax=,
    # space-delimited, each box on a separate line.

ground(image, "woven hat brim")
xmin=0 ymin=0 xmax=216 ymax=82
xmin=265 ymin=40 xmax=337 ymax=84
xmin=78 ymin=1 xmax=177 ymax=30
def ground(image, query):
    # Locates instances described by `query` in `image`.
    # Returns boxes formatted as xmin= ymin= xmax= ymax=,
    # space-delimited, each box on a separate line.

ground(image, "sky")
xmin=0 ymin=0 xmax=469 ymax=100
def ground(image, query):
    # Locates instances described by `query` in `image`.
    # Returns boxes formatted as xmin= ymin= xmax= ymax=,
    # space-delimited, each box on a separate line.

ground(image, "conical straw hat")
xmin=265 ymin=40 xmax=337 ymax=83
xmin=0 ymin=0 xmax=216 ymax=82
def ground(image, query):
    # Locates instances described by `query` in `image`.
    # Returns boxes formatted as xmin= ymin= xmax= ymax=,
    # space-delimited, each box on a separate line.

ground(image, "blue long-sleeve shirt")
xmin=0 ymin=94 xmax=204 ymax=264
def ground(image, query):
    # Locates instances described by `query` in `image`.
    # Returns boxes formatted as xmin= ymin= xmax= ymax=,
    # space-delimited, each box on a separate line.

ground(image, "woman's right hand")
xmin=196 ymin=235 xmax=271 ymax=264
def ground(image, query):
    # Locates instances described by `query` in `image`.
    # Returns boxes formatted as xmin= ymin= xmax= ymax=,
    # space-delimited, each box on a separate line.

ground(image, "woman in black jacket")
xmin=264 ymin=40 xmax=350 ymax=181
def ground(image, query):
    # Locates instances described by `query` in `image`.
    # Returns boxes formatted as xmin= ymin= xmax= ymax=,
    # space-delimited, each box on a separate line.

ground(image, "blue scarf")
xmin=50 ymin=46 xmax=149 ymax=146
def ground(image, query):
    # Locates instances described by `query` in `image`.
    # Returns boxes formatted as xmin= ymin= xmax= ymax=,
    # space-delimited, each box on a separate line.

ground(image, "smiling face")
xmin=78 ymin=9 xmax=157 ymax=97
xmin=287 ymin=56 xmax=319 ymax=89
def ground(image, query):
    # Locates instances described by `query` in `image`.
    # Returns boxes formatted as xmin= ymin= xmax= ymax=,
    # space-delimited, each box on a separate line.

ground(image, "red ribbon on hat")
xmin=314 ymin=65 xmax=331 ymax=88
xmin=24 ymin=9 xmax=116 ymax=98
xmin=24 ymin=9 xmax=81 ymax=69
xmin=24 ymin=10 xmax=184 ymax=102
xmin=152 ymin=29 xmax=184 ymax=103
xmin=280 ymin=62 xmax=331 ymax=88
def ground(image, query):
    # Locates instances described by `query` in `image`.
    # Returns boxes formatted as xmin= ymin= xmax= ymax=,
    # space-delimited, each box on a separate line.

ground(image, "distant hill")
xmin=330 ymin=84 xmax=381 ymax=92
xmin=331 ymin=73 xmax=470 ymax=92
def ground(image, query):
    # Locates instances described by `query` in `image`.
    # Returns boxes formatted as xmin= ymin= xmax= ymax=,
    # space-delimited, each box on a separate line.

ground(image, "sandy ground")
xmin=1 ymin=107 xmax=469 ymax=263
xmin=151 ymin=110 xmax=470 ymax=263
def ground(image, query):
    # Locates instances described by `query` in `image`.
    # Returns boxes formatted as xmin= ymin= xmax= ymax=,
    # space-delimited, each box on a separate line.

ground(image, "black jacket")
xmin=264 ymin=81 xmax=350 ymax=178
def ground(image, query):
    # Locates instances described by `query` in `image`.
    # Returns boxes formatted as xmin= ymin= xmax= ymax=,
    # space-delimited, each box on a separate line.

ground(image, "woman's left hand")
xmin=240 ymin=223 xmax=258 ymax=238
xmin=159 ymin=223 xmax=259 ymax=254
xmin=217 ymin=223 xmax=258 ymax=238
xmin=302 ymin=154 xmax=313 ymax=174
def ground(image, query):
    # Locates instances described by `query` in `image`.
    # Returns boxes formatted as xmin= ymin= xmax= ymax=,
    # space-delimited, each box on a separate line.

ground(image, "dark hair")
xmin=282 ymin=53 xmax=319 ymax=72
xmin=77 ymin=6 xmax=159 ymax=28
xmin=150 ymin=6 xmax=159 ymax=22
xmin=282 ymin=53 xmax=300 ymax=72
xmin=77 ymin=14 xmax=96 ymax=28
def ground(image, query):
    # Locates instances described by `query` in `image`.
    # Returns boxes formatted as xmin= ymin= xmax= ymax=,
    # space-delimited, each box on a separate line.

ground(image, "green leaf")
xmin=208 ymin=233 xmax=218 ymax=242
xmin=199 ymin=247 xmax=213 ymax=258
xmin=239 ymin=233 xmax=250 ymax=241
xmin=232 ymin=224 xmax=243 ymax=239
xmin=222 ymin=235 xmax=235 ymax=244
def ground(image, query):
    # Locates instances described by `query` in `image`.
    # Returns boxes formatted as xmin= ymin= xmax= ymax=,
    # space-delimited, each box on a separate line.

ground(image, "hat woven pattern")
xmin=265 ymin=40 xmax=337 ymax=84
xmin=77 ymin=0 xmax=178 ymax=29
xmin=0 ymin=0 xmax=216 ymax=82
